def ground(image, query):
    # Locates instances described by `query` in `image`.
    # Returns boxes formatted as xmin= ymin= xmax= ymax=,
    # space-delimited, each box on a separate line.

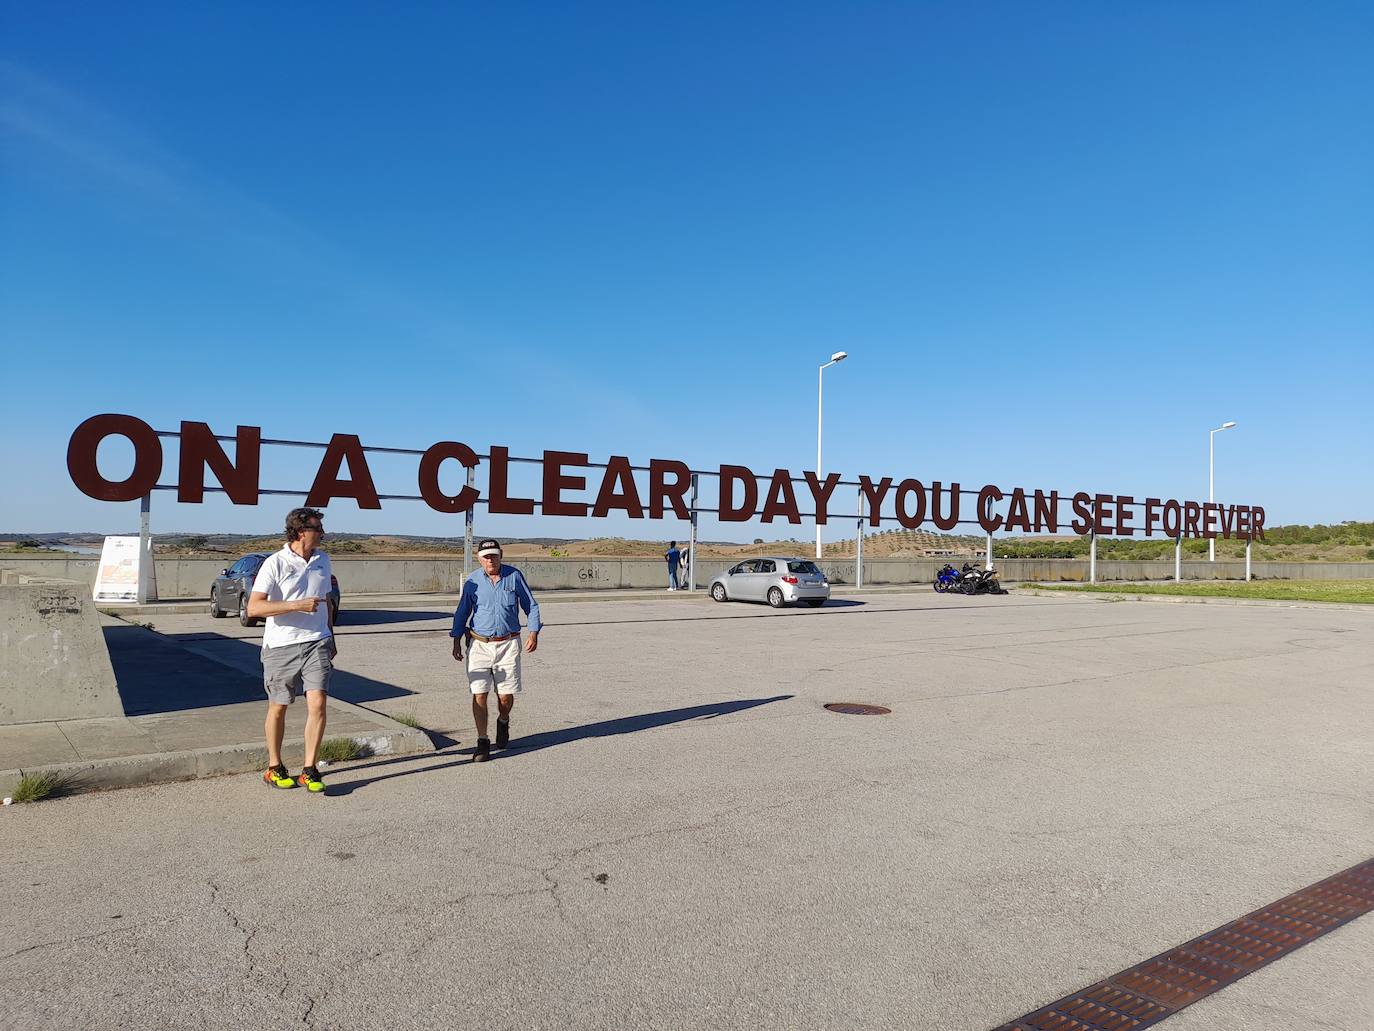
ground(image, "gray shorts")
xmin=261 ymin=637 xmax=335 ymax=705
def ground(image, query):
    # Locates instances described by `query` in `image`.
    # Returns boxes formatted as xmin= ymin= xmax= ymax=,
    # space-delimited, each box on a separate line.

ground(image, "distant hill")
xmin=5 ymin=523 xmax=1369 ymax=562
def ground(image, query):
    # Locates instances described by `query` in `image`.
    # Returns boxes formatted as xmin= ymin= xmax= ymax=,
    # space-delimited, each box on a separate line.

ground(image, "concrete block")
xmin=1 ymin=582 xmax=126 ymax=724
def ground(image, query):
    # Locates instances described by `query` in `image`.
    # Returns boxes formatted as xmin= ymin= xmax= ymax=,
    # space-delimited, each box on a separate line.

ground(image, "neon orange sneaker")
xmin=297 ymin=766 xmax=325 ymax=793
xmin=263 ymin=764 xmax=295 ymax=789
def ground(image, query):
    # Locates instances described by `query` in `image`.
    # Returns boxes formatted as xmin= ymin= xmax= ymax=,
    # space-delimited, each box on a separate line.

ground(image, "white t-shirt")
xmin=251 ymin=545 xmax=334 ymax=649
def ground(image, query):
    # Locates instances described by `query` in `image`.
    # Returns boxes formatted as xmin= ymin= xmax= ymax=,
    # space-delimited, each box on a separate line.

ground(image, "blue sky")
xmin=2 ymin=3 xmax=1370 ymax=543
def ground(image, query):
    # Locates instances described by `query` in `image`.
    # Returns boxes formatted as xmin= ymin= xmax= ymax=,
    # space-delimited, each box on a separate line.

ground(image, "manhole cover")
xmin=824 ymin=702 xmax=891 ymax=716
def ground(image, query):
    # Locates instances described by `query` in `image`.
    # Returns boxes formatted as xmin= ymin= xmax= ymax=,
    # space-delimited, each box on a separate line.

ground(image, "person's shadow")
xmin=324 ymin=694 xmax=794 ymax=795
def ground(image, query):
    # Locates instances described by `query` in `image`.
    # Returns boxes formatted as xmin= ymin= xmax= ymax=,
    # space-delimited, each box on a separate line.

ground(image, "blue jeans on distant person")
xmin=668 ymin=566 xmax=679 ymax=589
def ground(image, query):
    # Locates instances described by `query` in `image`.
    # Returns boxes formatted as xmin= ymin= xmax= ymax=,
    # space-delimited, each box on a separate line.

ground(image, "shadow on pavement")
xmin=108 ymin=625 xmax=264 ymax=715
xmin=335 ymin=609 xmax=450 ymax=627
xmin=324 ymin=694 xmax=795 ymax=796
xmin=108 ymin=625 xmax=415 ymax=715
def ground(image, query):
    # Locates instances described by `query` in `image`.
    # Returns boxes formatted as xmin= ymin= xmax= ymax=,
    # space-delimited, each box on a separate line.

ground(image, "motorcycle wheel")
xmin=933 ymin=581 xmax=948 ymax=593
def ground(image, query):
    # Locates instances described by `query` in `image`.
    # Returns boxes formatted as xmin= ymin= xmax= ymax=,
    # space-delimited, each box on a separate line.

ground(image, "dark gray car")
xmin=709 ymin=556 xmax=830 ymax=608
xmin=210 ymin=552 xmax=340 ymax=627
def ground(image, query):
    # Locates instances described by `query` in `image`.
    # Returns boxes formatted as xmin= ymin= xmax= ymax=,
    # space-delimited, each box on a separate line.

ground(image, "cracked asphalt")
xmin=3 ymin=591 xmax=1372 ymax=1030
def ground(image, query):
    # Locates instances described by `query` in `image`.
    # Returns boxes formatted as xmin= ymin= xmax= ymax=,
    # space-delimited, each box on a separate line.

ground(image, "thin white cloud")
xmin=0 ymin=59 xmax=456 ymax=334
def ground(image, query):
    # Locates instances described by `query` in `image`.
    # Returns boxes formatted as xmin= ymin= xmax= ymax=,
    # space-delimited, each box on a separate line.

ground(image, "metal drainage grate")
xmin=993 ymin=855 xmax=1374 ymax=1031
xmin=823 ymin=702 xmax=891 ymax=716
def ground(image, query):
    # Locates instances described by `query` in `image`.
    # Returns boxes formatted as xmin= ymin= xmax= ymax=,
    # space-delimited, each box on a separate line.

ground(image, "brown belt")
xmin=467 ymin=631 xmax=518 ymax=644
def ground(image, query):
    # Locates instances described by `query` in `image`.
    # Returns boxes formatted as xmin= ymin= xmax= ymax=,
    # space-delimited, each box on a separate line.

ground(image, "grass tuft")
xmin=390 ymin=713 xmax=423 ymax=729
xmin=317 ymin=737 xmax=372 ymax=763
xmin=12 ymin=771 xmax=74 ymax=803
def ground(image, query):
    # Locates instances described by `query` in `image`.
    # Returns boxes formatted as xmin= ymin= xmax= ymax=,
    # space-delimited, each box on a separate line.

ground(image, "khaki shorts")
xmin=466 ymin=637 xmax=522 ymax=695
xmin=261 ymin=637 xmax=335 ymax=705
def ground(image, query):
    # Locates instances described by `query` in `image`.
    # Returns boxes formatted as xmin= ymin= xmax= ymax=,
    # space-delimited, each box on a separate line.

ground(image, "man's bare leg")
xmin=265 ymin=703 xmax=288 ymax=768
xmin=303 ymin=690 xmax=327 ymax=768
xmin=494 ymin=693 xmax=515 ymax=748
xmin=472 ymin=692 xmax=490 ymax=739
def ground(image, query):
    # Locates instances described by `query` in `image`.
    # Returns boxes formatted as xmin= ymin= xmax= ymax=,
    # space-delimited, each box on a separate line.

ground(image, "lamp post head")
xmin=1220 ymin=421 xmax=1236 ymax=429
xmin=830 ymin=351 xmax=848 ymax=363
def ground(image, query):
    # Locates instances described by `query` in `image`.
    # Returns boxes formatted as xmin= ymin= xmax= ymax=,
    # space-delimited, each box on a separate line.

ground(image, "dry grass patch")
xmin=1028 ymin=579 xmax=1374 ymax=605
xmin=317 ymin=738 xmax=373 ymax=763
xmin=12 ymin=771 xmax=75 ymax=803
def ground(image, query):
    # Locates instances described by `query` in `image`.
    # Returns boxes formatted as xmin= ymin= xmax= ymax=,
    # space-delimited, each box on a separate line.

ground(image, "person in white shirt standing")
xmin=248 ymin=508 xmax=335 ymax=793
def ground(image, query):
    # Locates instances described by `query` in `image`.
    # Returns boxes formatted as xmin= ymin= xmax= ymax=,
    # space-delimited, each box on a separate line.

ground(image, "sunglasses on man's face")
xmin=303 ymin=524 xmax=325 ymax=533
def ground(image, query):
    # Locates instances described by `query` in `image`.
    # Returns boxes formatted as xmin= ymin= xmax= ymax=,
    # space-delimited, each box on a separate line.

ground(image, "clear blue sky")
xmin=2 ymin=3 xmax=1370 ymax=543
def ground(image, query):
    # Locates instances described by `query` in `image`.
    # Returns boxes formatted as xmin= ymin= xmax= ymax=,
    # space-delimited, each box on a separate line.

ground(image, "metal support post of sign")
xmin=1174 ymin=536 xmax=1182 ymax=582
xmin=1088 ymin=531 xmax=1097 ymax=584
xmin=1245 ymin=535 xmax=1253 ymax=581
xmin=986 ymin=532 xmax=993 ymax=570
xmin=463 ymin=464 xmax=475 ymax=578
xmin=855 ymin=487 xmax=864 ymax=589
xmin=688 ymin=473 xmax=699 ymax=592
xmin=137 ymin=493 xmax=156 ymax=604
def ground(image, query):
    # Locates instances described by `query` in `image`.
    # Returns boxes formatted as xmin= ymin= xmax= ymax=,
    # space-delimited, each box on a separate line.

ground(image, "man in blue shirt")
xmin=450 ymin=539 xmax=542 ymax=761
xmin=665 ymin=540 xmax=682 ymax=591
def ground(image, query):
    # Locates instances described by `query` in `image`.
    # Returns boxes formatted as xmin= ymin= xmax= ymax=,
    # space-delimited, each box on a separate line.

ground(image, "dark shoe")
xmin=495 ymin=719 xmax=510 ymax=749
xmin=473 ymin=737 xmax=491 ymax=762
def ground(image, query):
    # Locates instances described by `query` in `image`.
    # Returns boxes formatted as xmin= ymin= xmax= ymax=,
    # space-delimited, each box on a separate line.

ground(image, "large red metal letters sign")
xmin=66 ymin=415 xmax=1265 ymax=540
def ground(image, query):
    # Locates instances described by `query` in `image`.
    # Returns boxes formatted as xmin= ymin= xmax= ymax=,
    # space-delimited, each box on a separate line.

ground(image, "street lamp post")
xmin=816 ymin=350 xmax=849 ymax=559
xmin=1209 ymin=421 xmax=1237 ymax=562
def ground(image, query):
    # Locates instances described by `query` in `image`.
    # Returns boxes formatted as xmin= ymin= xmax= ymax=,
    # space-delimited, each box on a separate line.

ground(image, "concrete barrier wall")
xmin=3 ymin=552 xmax=1372 ymax=598
xmin=0 ymin=580 xmax=125 ymax=724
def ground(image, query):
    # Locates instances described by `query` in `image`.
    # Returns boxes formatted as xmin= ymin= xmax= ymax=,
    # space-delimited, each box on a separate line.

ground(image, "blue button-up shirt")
xmin=450 ymin=565 xmax=542 ymax=638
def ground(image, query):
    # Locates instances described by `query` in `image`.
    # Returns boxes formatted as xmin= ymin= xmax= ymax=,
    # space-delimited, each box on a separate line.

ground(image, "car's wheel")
xmin=767 ymin=587 xmax=785 ymax=608
xmin=209 ymin=588 xmax=224 ymax=617
xmin=238 ymin=592 xmax=255 ymax=627
xmin=804 ymin=599 xmax=824 ymax=608
xmin=710 ymin=583 xmax=728 ymax=603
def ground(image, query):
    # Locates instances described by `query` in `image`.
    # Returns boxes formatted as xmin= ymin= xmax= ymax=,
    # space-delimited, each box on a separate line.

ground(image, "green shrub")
xmin=318 ymin=737 xmax=372 ymax=763
xmin=12 ymin=771 xmax=74 ymax=803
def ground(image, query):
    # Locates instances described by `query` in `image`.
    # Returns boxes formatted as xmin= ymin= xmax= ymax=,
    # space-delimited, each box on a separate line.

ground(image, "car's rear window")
xmin=788 ymin=561 xmax=821 ymax=574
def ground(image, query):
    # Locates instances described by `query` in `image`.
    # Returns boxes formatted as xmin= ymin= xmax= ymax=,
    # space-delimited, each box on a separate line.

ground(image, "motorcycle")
xmin=933 ymin=564 xmax=962 ymax=593
xmin=960 ymin=564 xmax=1008 ymax=595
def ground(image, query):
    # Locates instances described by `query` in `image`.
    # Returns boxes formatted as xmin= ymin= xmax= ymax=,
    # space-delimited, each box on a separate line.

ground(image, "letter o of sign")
xmin=67 ymin=414 xmax=163 ymax=502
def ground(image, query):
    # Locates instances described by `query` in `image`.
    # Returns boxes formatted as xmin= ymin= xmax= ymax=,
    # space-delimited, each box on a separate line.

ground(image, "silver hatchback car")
xmin=709 ymin=556 xmax=830 ymax=608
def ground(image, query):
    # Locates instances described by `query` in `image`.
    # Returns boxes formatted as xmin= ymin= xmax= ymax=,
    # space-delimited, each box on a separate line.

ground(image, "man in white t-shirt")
xmin=248 ymin=507 xmax=335 ymax=793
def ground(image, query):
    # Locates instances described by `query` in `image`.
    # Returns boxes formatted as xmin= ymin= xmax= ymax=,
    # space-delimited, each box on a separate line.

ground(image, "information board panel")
xmin=93 ymin=535 xmax=156 ymax=603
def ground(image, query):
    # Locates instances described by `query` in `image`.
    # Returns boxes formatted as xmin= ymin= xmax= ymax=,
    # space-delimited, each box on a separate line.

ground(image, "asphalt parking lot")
xmin=3 ymin=591 xmax=1372 ymax=1030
